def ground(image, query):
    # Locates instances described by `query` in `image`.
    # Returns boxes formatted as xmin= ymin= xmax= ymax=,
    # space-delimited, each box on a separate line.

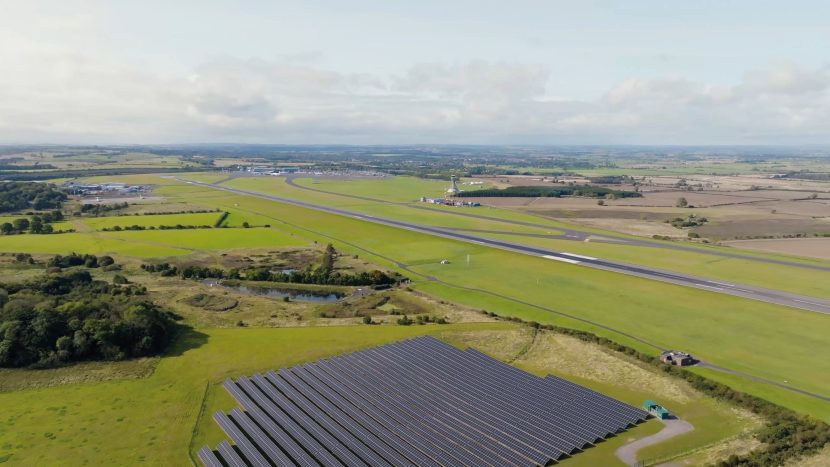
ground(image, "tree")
xmin=242 ymin=221 xmax=250 ymax=228
xmin=29 ymin=216 xmax=43 ymax=234
xmin=320 ymin=243 xmax=336 ymax=275
xmin=676 ymin=197 xmax=688 ymax=208
xmin=397 ymin=315 xmax=413 ymax=326
xmin=13 ymin=218 xmax=29 ymax=232
xmin=0 ymin=223 xmax=12 ymax=235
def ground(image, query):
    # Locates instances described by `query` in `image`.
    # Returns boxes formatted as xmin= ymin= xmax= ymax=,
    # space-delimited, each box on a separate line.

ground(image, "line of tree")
xmin=96 ymin=209 xmax=221 ymax=217
xmin=0 ymin=182 xmax=67 ymax=213
xmin=141 ymin=263 xmax=225 ymax=279
xmin=79 ymin=202 xmax=129 ymax=216
xmin=214 ymin=211 xmax=229 ymax=227
xmin=775 ymin=171 xmax=830 ymax=181
xmin=48 ymin=253 xmax=115 ymax=269
xmin=0 ymin=210 xmax=66 ymax=235
xmin=456 ymin=185 xmax=642 ymax=199
xmin=141 ymin=244 xmax=403 ymax=287
xmin=101 ymin=224 xmax=213 ymax=232
xmin=0 ymin=166 xmax=205 ymax=181
xmin=0 ymin=163 xmax=57 ymax=171
xmin=587 ymin=175 xmax=633 ymax=184
xmin=0 ymin=270 xmax=176 ymax=368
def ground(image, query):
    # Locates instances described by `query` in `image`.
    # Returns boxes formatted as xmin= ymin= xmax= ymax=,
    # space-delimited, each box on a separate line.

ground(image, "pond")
xmin=202 ymin=280 xmax=343 ymax=303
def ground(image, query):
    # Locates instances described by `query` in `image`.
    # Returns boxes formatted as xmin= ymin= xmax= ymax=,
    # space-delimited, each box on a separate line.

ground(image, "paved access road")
xmin=180 ymin=178 xmax=830 ymax=315
xmin=615 ymin=418 xmax=695 ymax=466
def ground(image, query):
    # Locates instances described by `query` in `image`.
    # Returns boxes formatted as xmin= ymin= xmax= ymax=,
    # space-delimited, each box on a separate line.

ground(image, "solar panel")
xmin=212 ymin=412 xmax=270 ymax=467
xmin=217 ymin=441 xmax=248 ymax=467
xmin=233 ymin=377 xmax=344 ymax=467
xmin=278 ymin=369 xmax=416 ymax=467
xmin=298 ymin=363 xmax=455 ymax=467
xmin=401 ymin=338 xmax=615 ymax=442
xmin=264 ymin=371 xmax=391 ymax=467
xmin=228 ymin=408 xmax=296 ymax=466
xmin=197 ymin=446 xmax=223 ymax=467
xmin=200 ymin=335 xmax=650 ymax=467
xmin=249 ymin=373 xmax=368 ymax=467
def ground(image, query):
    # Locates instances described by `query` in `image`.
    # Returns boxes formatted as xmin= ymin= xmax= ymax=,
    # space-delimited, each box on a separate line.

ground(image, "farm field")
xmin=723 ymin=237 xmax=830 ymax=261
xmin=0 ymin=227 xmax=308 ymax=257
xmin=301 ymin=175 xmax=449 ymax=201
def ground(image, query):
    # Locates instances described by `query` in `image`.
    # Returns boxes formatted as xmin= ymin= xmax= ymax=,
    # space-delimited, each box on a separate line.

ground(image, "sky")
xmin=1 ymin=0 xmax=829 ymax=145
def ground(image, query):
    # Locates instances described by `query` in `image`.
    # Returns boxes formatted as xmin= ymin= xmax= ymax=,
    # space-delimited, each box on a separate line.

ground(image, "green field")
xmin=0 ymin=227 xmax=308 ymax=257
xmin=300 ymin=176 xmax=449 ymax=201
xmin=0 ymin=324 xmax=511 ymax=466
xmin=0 ymin=322 xmax=759 ymax=466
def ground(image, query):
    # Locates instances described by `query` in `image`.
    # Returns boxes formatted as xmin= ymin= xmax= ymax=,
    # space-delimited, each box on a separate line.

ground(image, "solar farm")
xmin=199 ymin=336 xmax=649 ymax=466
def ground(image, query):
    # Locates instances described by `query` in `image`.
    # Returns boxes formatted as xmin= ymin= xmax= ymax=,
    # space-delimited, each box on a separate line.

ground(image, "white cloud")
xmin=0 ymin=4 xmax=829 ymax=144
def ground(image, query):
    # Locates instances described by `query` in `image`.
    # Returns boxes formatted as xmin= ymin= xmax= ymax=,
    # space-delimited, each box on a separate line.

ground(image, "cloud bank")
xmin=1 ymin=6 xmax=829 ymax=145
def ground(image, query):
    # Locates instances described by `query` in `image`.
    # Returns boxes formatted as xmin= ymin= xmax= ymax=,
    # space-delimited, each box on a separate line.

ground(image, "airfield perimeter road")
xmin=180 ymin=178 xmax=830 ymax=315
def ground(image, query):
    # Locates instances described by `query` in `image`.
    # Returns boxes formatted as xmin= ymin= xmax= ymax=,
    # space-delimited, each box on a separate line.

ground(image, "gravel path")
xmin=615 ymin=418 xmax=694 ymax=466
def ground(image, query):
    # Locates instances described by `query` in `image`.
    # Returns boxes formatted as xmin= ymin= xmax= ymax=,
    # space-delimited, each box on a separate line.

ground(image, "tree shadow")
xmin=164 ymin=325 xmax=210 ymax=357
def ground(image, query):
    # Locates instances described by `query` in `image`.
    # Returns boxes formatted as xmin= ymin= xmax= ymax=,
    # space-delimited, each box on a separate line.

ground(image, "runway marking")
xmin=708 ymin=281 xmax=732 ymax=287
xmin=543 ymin=255 xmax=581 ymax=264
xmin=792 ymin=298 xmax=830 ymax=307
xmin=561 ymin=252 xmax=597 ymax=261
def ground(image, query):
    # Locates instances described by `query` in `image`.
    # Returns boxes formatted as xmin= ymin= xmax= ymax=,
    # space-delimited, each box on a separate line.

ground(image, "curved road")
xmin=615 ymin=418 xmax=695 ymax=466
xmin=182 ymin=177 xmax=830 ymax=315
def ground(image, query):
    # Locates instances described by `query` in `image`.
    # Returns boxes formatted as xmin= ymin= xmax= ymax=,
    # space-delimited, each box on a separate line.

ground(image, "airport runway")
xmin=181 ymin=178 xmax=830 ymax=315
xmin=284 ymin=175 xmax=830 ymax=273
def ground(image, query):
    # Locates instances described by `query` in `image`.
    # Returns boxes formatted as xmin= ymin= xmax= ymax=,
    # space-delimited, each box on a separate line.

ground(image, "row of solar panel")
xmin=200 ymin=335 xmax=649 ymax=466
